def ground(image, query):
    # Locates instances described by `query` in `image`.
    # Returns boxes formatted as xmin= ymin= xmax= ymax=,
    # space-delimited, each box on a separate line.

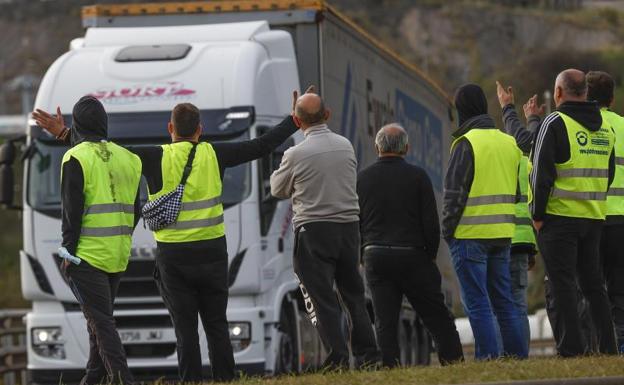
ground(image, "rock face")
xmin=398 ymin=4 xmax=620 ymax=87
xmin=0 ymin=0 xmax=622 ymax=113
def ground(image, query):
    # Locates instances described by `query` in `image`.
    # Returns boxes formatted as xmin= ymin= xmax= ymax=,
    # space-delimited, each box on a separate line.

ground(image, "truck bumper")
xmin=26 ymin=301 xmax=272 ymax=382
xmin=28 ymin=362 xmax=266 ymax=385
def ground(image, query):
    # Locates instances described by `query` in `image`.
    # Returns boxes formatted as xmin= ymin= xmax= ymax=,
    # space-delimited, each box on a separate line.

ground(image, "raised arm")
xmin=32 ymin=107 xmax=71 ymax=143
xmin=213 ymin=86 xmax=315 ymax=169
xmin=496 ymin=82 xmax=544 ymax=153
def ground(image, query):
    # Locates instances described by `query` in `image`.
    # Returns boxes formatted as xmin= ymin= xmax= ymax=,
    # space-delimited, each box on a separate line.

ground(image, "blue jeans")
xmin=449 ymin=239 xmax=528 ymax=359
xmin=509 ymin=251 xmax=531 ymax=349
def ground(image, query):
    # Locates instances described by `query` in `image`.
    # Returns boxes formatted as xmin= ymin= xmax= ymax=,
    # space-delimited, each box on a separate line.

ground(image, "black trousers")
xmin=544 ymin=275 xmax=598 ymax=353
xmin=600 ymin=223 xmax=624 ymax=348
xmin=363 ymin=247 xmax=464 ymax=367
xmin=63 ymin=261 xmax=133 ymax=385
xmin=537 ymin=215 xmax=617 ymax=356
xmin=155 ymin=246 xmax=235 ymax=382
xmin=293 ymin=221 xmax=379 ymax=369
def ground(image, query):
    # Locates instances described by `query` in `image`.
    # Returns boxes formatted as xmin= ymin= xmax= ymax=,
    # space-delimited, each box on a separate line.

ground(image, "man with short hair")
xmin=270 ymin=93 xmax=380 ymax=369
xmin=587 ymin=70 xmax=624 ymax=353
xmin=531 ymin=69 xmax=618 ymax=356
xmin=357 ymin=123 xmax=463 ymax=367
xmin=442 ymin=83 xmax=527 ymax=360
xmin=33 ymin=90 xmax=301 ymax=382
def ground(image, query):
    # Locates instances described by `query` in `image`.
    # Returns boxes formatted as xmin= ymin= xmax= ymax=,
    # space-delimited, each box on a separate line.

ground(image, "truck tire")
xmin=414 ymin=319 xmax=431 ymax=366
xmin=276 ymin=305 xmax=299 ymax=374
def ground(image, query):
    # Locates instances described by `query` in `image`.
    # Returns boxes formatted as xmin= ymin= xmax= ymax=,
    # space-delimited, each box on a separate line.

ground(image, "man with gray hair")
xmin=531 ymin=68 xmax=617 ymax=356
xmin=270 ymin=90 xmax=380 ymax=369
xmin=357 ymin=124 xmax=463 ymax=367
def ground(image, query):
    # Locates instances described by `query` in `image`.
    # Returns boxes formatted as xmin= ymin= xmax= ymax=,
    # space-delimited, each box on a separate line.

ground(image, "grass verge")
xmin=214 ymin=356 xmax=624 ymax=385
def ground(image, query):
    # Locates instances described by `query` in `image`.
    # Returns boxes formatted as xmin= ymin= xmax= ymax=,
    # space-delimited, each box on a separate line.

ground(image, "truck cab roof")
xmin=34 ymin=21 xmax=297 ymax=121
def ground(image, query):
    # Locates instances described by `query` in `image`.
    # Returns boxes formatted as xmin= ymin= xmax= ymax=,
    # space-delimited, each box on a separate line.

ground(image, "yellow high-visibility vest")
xmin=512 ymin=156 xmax=537 ymax=247
xmin=148 ymin=142 xmax=225 ymax=243
xmin=546 ymin=112 xmax=614 ymax=220
xmin=61 ymin=141 xmax=142 ymax=273
xmin=602 ymin=108 xmax=624 ymax=216
xmin=453 ymin=129 xmax=521 ymax=239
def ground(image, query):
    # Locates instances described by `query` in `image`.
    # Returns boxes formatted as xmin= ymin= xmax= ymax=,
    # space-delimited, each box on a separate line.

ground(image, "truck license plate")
xmin=119 ymin=329 xmax=168 ymax=344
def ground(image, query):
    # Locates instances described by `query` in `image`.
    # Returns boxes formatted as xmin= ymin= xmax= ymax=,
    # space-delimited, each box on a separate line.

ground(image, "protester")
xmin=587 ymin=70 xmax=624 ymax=353
xmin=357 ymin=123 xmax=463 ymax=367
xmin=48 ymin=96 xmax=141 ymax=385
xmin=530 ymin=68 xmax=617 ymax=356
xmin=33 ymin=89 xmax=303 ymax=382
xmin=270 ymin=92 xmax=380 ymax=369
xmin=442 ymin=83 xmax=527 ymax=360
xmin=496 ymin=83 xmax=542 ymax=348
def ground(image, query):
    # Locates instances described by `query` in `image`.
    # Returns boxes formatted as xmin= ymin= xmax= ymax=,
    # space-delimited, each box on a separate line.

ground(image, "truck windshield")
xmin=27 ymin=138 xmax=251 ymax=215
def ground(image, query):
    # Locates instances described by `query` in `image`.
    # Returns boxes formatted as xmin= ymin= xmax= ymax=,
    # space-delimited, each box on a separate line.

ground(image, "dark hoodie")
xmin=442 ymin=84 xmax=516 ymax=241
xmin=70 ymin=95 xmax=108 ymax=145
xmin=61 ymin=96 xmax=141 ymax=255
xmin=529 ymin=101 xmax=615 ymax=221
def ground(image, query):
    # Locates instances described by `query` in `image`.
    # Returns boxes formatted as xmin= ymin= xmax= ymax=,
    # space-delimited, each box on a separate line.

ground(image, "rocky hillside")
xmin=1 ymin=0 xmax=624 ymax=114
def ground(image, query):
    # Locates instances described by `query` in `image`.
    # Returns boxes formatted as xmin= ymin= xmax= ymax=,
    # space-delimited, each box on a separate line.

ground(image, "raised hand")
xmin=496 ymin=80 xmax=514 ymax=108
xmin=291 ymin=85 xmax=317 ymax=116
xmin=32 ymin=107 xmax=66 ymax=137
xmin=523 ymin=94 xmax=546 ymax=119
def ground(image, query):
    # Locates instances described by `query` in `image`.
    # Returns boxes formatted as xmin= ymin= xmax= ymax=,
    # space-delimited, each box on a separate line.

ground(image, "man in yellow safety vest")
xmin=442 ymin=83 xmax=527 ymax=360
xmin=530 ymin=69 xmax=617 ymax=356
xmin=587 ymin=70 xmax=624 ymax=353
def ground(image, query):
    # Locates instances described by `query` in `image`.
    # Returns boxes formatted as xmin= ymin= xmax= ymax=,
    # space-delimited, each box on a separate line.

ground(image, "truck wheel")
xmin=414 ymin=319 xmax=431 ymax=366
xmin=398 ymin=320 xmax=412 ymax=365
xmin=276 ymin=306 xmax=298 ymax=374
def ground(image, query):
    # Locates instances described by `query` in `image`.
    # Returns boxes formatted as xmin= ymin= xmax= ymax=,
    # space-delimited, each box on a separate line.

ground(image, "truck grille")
xmin=117 ymin=259 xmax=159 ymax=298
xmin=124 ymin=343 xmax=177 ymax=359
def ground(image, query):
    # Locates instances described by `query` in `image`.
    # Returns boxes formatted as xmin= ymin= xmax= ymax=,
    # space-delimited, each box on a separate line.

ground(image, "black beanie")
xmin=454 ymin=84 xmax=488 ymax=127
xmin=71 ymin=95 xmax=108 ymax=146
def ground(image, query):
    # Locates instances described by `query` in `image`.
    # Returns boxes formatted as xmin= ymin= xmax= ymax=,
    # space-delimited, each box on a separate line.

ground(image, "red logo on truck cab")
xmin=90 ymin=82 xmax=196 ymax=104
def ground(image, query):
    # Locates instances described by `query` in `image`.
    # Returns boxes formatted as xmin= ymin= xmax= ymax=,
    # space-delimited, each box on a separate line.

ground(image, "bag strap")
xmin=180 ymin=143 xmax=198 ymax=186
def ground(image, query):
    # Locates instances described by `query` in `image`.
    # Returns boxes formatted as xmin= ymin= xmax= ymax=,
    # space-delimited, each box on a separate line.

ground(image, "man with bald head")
xmin=531 ymin=68 xmax=617 ymax=356
xmin=358 ymin=124 xmax=463 ymax=366
xmin=271 ymin=91 xmax=380 ymax=369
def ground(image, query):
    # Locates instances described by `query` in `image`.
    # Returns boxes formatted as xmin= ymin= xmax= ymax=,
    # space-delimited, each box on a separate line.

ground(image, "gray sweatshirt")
xmin=270 ymin=124 xmax=359 ymax=228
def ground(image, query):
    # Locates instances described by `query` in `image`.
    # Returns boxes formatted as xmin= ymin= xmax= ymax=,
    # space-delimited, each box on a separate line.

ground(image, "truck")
xmin=0 ymin=1 xmax=456 ymax=383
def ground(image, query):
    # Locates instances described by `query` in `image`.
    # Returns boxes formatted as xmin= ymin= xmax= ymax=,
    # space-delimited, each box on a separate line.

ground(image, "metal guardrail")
xmin=0 ymin=310 xmax=28 ymax=385
xmin=462 ymin=337 xmax=556 ymax=359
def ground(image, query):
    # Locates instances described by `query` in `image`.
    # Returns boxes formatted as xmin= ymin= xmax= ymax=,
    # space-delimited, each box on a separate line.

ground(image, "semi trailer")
xmin=0 ymin=1 xmax=455 ymax=382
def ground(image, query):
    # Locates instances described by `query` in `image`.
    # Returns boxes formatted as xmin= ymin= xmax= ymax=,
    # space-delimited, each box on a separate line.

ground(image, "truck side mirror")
xmin=0 ymin=141 xmax=16 ymax=207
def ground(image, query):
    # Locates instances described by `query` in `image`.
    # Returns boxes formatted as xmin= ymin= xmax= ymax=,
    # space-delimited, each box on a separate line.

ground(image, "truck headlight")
xmin=32 ymin=327 xmax=66 ymax=359
xmin=228 ymin=322 xmax=251 ymax=352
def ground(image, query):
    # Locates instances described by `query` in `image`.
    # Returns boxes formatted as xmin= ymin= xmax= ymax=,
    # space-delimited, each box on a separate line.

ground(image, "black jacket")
xmin=62 ymin=116 xmax=297 ymax=254
xmin=529 ymin=101 xmax=615 ymax=221
xmin=442 ymin=114 xmax=519 ymax=242
xmin=502 ymin=104 xmax=541 ymax=155
xmin=357 ymin=157 xmax=440 ymax=259
xmin=500 ymin=104 xmax=540 ymax=255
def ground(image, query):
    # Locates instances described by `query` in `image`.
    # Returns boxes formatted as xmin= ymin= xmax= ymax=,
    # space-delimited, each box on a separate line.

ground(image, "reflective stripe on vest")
xmin=546 ymin=112 xmax=614 ymax=220
xmin=512 ymin=155 xmax=536 ymax=247
xmin=61 ymin=141 xmax=142 ymax=273
xmin=453 ymin=129 xmax=521 ymax=239
xmin=602 ymin=108 xmax=624 ymax=216
xmin=148 ymin=142 xmax=225 ymax=243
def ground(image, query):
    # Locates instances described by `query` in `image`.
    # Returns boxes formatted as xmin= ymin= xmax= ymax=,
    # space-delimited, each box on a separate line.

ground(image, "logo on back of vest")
xmin=576 ymin=131 xmax=588 ymax=146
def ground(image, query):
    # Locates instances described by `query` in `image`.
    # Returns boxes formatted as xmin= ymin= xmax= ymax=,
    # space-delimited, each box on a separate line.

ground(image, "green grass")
xmin=206 ymin=357 xmax=624 ymax=385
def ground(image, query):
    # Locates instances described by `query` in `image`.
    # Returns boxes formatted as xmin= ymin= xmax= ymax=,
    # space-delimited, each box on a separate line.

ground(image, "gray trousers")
xmin=63 ymin=261 xmax=133 ymax=385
